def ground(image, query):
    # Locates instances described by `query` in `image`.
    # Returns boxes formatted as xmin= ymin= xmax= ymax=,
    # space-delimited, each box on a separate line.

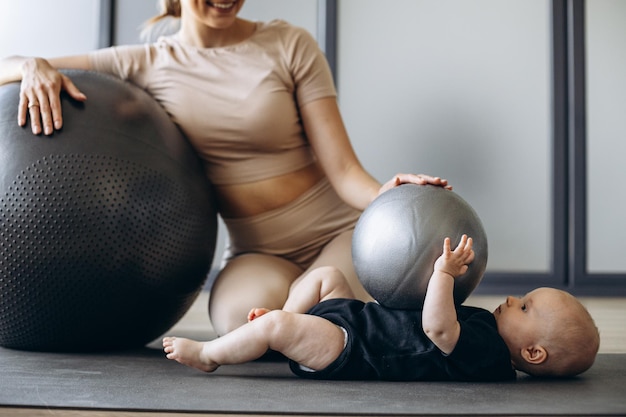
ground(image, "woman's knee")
xmin=307 ymin=231 xmax=374 ymax=303
xmin=208 ymin=253 xmax=302 ymax=335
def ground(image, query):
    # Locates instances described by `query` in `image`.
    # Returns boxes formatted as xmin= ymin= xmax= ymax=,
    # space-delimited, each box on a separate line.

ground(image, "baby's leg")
xmin=263 ymin=310 xmax=346 ymax=371
xmin=163 ymin=337 xmax=219 ymax=372
xmin=247 ymin=266 xmax=353 ymax=322
xmin=248 ymin=307 xmax=270 ymax=321
xmin=284 ymin=266 xmax=355 ymax=313
xmin=209 ymin=253 xmax=302 ymax=336
xmin=163 ymin=316 xmax=276 ymax=373
xmin=163 ymin=310 xmax=345 ymax=373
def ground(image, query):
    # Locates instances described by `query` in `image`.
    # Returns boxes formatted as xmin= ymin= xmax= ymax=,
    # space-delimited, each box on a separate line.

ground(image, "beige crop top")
xmin=89 ymin=20 xmax=336 ymax=185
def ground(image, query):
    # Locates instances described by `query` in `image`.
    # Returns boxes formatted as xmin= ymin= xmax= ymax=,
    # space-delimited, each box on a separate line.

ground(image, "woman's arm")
xmin=422 ymin=235 xmax=474 ymax=354
xmin=299 ymin=97 xmax=381 ymax=211
xmin=300 ymin=97 xmax=452 ymax=210
xmin=0 ymin=55 xmax=90 ymax=135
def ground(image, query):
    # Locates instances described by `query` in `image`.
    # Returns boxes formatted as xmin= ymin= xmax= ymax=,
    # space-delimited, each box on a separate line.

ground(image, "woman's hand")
xmin=377 ymin=173 xmax=452 ymax=196
xmin=18 ymin=57 xmax=86 ymax=135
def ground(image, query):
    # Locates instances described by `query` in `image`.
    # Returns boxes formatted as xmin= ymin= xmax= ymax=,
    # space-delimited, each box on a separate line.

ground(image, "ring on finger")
xmin=28 ymin=102 xmax=40 ymax=109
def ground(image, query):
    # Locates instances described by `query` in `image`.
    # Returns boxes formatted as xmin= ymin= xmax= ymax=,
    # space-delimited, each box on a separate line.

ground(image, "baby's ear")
xmin=521 ymin=344 xmax=548 ymax=365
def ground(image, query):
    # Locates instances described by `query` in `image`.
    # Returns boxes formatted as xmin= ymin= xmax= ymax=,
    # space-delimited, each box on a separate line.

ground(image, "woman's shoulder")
xmin=140 ymin=16 xmax=181 ymax=43
xmin=257 ymin=19 xmax=316 ymax=43
xmin=147 ymin=35 xmax=195 ymax=60
xmin=258 ymin=19 xmax=299 ymax=32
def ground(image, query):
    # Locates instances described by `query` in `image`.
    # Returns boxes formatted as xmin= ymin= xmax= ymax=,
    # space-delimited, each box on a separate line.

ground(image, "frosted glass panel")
xmin=337 ymin=0 xmax=552 ymax=272
xmin=586 ymin=0 xmax=626 ymax=273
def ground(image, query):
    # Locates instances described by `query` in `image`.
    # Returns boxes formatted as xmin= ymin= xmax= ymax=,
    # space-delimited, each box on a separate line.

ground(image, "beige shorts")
xmin=221 ymin=177 xmax=361 ymax=269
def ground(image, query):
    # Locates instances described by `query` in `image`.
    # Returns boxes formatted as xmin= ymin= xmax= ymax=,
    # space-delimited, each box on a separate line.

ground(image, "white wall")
xmin=0 ymin=0 xmax=101 ymax=57
xmin=337 ymin=0 xmax=552 ymax=272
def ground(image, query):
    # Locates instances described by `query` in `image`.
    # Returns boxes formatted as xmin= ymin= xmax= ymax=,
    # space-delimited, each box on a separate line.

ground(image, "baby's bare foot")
xmin=163 ymin=337 xmax=219 ymax=373
xmin=247 ymin=307 xmax=271 ymax=322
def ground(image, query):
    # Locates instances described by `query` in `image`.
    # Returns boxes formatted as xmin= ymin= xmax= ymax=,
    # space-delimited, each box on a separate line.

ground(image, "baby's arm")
xmin=422 ymin=235 xmax=474 ymax=354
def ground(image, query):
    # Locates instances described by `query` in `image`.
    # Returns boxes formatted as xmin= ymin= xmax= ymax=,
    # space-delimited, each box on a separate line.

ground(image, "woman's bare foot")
xmin=163 ymin=337 xmax=219 ymax=373
xmin=247 ymin=307 xmax=271 ymax=322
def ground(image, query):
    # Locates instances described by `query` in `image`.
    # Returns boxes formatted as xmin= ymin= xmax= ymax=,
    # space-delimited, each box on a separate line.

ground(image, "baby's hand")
xmin=433 ymin=235 xmax=474 ymax=278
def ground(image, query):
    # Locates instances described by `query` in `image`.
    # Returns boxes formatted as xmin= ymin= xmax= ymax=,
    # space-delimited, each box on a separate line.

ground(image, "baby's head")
xmin=493 ymin=287 xmax=599 ymax=378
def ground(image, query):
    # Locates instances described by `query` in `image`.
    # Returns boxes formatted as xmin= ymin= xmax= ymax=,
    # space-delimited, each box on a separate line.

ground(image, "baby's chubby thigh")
xmin=262 ymin=310 xmax=345 ymax=372
xmin=209 ymin=253 xmax=303 ymax=336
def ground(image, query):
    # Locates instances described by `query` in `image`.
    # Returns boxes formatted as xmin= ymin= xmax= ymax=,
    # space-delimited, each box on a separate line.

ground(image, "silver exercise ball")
xmin=352 ymin=184 xmax=487 ymax=309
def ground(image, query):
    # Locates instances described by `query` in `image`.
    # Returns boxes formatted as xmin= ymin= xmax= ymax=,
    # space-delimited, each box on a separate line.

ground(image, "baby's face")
xmin=493 ymin=287 xmax=570 ymax=352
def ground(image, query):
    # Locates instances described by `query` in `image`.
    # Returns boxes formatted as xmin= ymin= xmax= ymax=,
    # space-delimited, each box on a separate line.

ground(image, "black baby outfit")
xmin=289 ymin=298 xmax=516 ymax=381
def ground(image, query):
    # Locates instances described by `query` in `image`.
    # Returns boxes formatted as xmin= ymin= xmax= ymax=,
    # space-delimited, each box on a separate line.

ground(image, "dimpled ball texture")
xmin=352 ymin=184 xmax=487 ymax=309
xmin=0 ymin=70 xmax=217 ymax=351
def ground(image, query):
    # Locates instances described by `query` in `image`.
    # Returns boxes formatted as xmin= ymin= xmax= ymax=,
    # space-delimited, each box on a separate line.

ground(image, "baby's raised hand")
xmin=433 ymin=235 xmax=475 ymax=278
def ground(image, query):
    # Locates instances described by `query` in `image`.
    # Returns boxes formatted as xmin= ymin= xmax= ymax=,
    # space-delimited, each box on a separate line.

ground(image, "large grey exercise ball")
xmin=352 ymin=184 xmax=487 ymax=309
xmin=0 ymin=70 xmax=217 ymax=351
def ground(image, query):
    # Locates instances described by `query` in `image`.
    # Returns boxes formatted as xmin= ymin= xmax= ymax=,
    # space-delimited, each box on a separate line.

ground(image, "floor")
xmin=2 ymin=291 xmax=625 ymax=417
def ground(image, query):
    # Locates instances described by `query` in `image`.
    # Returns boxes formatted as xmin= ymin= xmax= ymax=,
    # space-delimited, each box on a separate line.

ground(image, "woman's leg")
xmin=164 ymin=310 xmax=345 ymax=373
xmin=295 ymin=230 xmax=374 ymax=303
xmin=209 ymin=253 xmax=303 ymax=336
xmin=209 ymin=229 xmax=371 ymax=336
xmin=248 ymin=265 xmax=354 ymax=320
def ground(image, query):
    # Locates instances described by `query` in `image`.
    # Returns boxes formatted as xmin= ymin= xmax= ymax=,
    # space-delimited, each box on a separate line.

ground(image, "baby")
xmin=163 ymin=235 xmax=599 ymax=380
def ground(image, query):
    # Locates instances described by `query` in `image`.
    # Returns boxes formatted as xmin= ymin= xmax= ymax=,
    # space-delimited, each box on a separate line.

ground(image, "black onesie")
xmin=289 ymin=298 xmax=516 ymax=381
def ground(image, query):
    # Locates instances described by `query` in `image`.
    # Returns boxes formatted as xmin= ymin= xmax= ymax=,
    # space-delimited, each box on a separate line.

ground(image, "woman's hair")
xmin=141 ymin=0 xmax=182 ymax=42
xmin=146 ymin=0 xmax=181 ymax=25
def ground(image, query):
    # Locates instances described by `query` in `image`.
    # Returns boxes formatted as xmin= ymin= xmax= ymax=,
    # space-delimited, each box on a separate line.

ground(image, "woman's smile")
xmin=206 ymin=1 xmax=238 ymax=12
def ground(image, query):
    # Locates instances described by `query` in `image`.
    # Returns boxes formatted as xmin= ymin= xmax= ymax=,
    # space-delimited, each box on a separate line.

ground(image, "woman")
xmin=0 ymin=0 xmax=451 ymax=336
